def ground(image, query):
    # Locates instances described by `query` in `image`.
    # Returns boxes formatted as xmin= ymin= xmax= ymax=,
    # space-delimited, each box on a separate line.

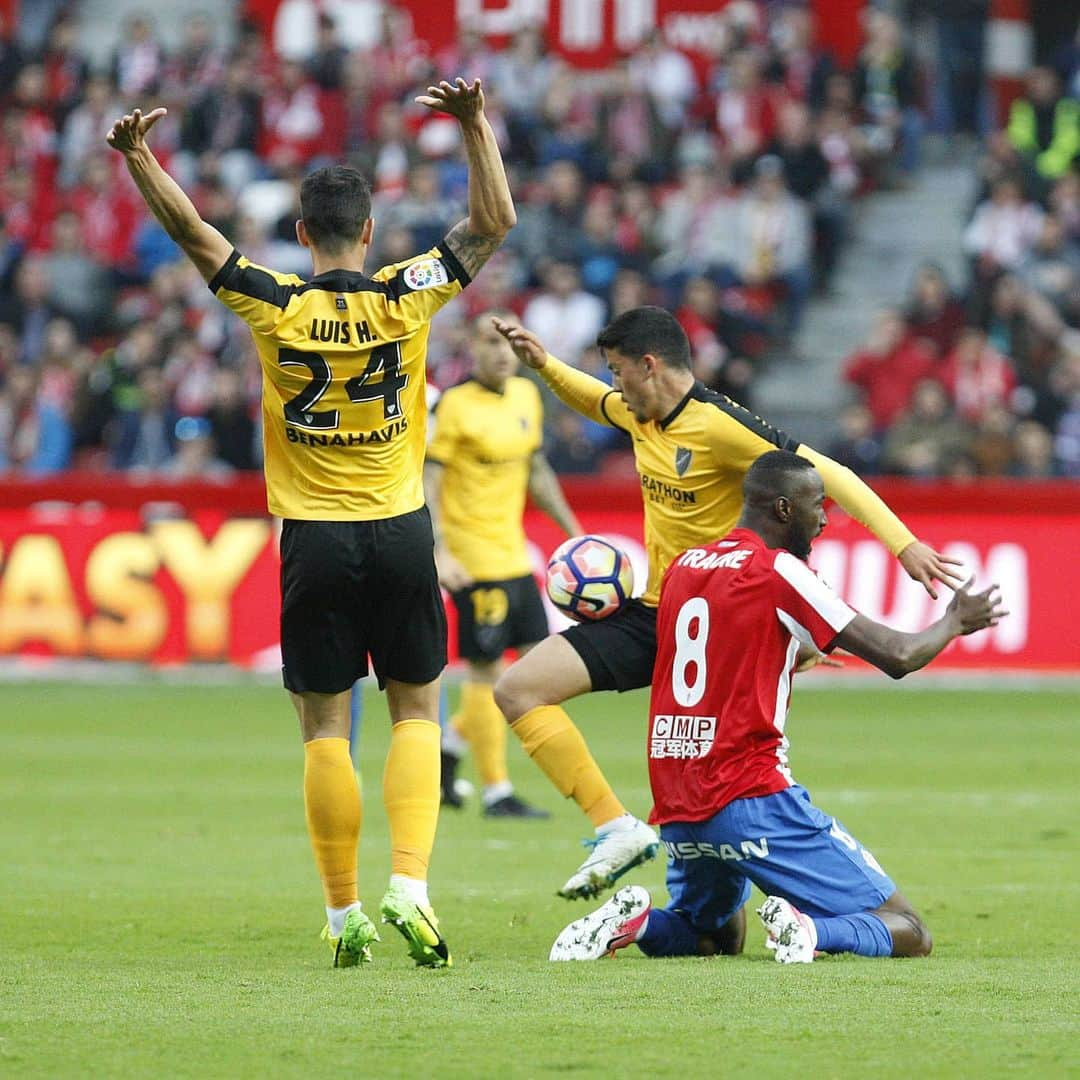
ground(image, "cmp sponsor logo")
xmin=650 ymin=714 xmax=715 ymax=759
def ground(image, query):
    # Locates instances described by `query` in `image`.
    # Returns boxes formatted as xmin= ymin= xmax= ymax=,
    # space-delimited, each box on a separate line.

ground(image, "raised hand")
xmin=898 ymin=540 xmax=966 ymax=600
xmin=947 ymin=576 xmax=1008 ymax=635
xmin=491 ymin=318 xmax=547 ymax=370
xmin=106 ymin=107 xmax=167 ymax=155
xmin=415 ymin=78 xmax=485 ymax=124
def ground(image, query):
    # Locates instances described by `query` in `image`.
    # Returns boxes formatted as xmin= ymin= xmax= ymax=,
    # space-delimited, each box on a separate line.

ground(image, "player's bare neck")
xmin=309 ymin=244 xmax=369 ymax=276
xmin=650 ymin=369 xmax=696 ymax=422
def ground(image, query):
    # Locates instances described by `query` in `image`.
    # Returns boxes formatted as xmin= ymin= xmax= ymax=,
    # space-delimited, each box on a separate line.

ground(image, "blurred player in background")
xmin=425 ymin=311 xmax=581 ymax=819
xmin=107 ymin=77 xmax=515 ymax=968
xmin=493 ymin=308 xmax=965 ymax=907
xmin=550 ymin=450 xmax=1006 ymax=963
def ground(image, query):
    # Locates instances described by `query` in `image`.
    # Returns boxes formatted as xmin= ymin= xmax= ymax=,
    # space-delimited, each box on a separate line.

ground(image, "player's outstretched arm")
xmin=835 ymin=577 xmax=1007 ymax=679
xmin=492 ymin=319 xmax=615 ymax=426
xmin=417 ymin=78 xmax=516 ymax=279
xmin=798 ymin=445 xmax=965 ymax=599
xmin=528 ymin=452 xmax=582 ymax=538
xmin=106 ymin=107 xmax=231 ymax=282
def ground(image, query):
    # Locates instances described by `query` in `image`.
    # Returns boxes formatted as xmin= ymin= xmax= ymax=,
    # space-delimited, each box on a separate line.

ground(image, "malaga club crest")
xmin=675 ymin=447 xmax=693 ymax=477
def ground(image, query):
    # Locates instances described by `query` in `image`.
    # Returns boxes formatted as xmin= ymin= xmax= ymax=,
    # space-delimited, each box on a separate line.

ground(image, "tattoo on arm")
xmin=444 ymin=220 xmax=503 ymax=279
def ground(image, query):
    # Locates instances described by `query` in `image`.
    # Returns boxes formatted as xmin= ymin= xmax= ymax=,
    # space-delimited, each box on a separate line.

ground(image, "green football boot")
xmin=379 ymin=883 xmax=452 ymax=968
xmin=321 ymin=908 xmax=380 ymax=968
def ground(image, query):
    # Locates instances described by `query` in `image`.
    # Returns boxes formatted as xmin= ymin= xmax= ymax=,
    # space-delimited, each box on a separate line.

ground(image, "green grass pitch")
xmin=0 ymin=680 xmax=1076 ymax=1078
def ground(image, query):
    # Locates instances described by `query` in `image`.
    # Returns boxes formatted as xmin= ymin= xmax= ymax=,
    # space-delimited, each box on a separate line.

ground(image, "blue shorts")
xmin=659 ymin=785 xmax=896 ymax=934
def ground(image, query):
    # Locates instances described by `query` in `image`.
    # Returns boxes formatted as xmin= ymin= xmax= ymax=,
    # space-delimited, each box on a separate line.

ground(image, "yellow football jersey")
xmin=426 ymin=376 xmax=544 ymax=579
xmin=538 ymin=356 xmax=916 ymax=606
xmin=209 ymin=241 xmax=470 ymax=520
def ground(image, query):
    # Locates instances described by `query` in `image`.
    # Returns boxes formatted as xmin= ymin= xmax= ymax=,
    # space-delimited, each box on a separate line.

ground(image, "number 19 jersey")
xmin=648 ymin=528 xmax=856 ymax=825
xmin=209 ymin=239 xmax=470 ymax=520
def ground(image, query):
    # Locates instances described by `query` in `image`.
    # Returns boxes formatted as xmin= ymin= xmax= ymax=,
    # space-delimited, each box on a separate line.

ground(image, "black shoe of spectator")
xmin=440 ymin=750 xmax=464 ymax=809
xmin=483 ymin=794 xmax=550 ymax=819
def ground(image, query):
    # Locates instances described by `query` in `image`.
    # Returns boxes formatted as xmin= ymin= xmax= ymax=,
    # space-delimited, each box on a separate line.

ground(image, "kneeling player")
xmin=551 ymin=451 xmax=1005 ymax=963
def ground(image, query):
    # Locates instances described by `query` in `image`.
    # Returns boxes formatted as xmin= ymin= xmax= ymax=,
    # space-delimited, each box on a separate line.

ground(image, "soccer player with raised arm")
xmin=492 ymin=308 xmax=966 ymax=906
xmin=550 ymin=450 xmax=1006 ymax=963
xmin=424 ymin=312 xmax=581 ymax=818
xmin=106 ymin=79 xmax=515 ymax=968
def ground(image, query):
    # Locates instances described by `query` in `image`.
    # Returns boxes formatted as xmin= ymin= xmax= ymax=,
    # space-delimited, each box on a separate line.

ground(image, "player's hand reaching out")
xmin=898 ymin=540 xmax=966 ymax=600
xmin=492 ymin=318 xmax=547 ymax=370
xmin=416 ymin=78 xmax=485 ymax=125
xmin=106 ymin=107 xmax=167 ymax=154
xmin=946 ymin=576 xmax=1008 ymax=636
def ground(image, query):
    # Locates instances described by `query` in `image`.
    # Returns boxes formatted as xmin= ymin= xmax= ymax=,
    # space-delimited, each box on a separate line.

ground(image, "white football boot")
xmin=757 ymin=895 xmax=818 ymax=964
xmin=550 ymin=886 xmax=652 ymax=961
xmin=558 ymin=818 xmax=660 ymax=900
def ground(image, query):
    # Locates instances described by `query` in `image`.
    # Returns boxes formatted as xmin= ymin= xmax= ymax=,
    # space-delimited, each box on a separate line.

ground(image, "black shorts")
xmin=451 ymin=573 xmax=549 ymax=663
xmin=279 ymin=507 xmax=447 ymax=694
xmin=560 ymin=598 xmax=658 ymax=692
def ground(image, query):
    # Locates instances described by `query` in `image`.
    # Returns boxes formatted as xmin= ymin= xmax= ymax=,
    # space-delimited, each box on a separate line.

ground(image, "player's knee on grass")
xmin=713 ymin=906 xmax=746 ymax=955
xmin=875 ymin=899 xmax=933 ymax=958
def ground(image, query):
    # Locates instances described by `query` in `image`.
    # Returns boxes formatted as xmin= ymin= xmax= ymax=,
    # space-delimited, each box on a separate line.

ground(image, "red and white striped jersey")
xmin=648 ymin=527 xmax=856 ymax=825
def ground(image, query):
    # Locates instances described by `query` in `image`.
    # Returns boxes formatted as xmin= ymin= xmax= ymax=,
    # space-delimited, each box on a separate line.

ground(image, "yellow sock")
xmin=383 ymin=718 xmax=440 ymax=881
xmin=456 ymin=681 xmax=508 ymax=788
xmin=303 ymin=737 xmax=360 ymax=909
xmin=511 ymin=705 xmax=625 ymax=827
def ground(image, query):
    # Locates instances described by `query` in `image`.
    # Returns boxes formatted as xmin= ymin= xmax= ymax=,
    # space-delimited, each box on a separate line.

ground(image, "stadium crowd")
xmin=0 ymin=2 xmax=1077 ymax=478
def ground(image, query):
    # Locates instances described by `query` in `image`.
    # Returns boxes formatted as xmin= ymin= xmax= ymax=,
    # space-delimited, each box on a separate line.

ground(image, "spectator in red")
xmin=40 ymin=14 xmax=89 ymax=124
xmin=940 ymin=326 xmax=1018 ymax=425
xmin=7 ymin=66 xmax=59 ymax=189
xmin=843 ymin=308 xmax=935 ymax=431
xmin=66 ymin=154 xmax=139 ymax=269
xmin=904 ymin=263 xmax=965 ymax=359
xmin=0 ymin=164 xmax=55 ymax=251
xmin=260 ymin=58 xmax=329 ymax=170
xmin=597 ymin=60 xmax=671 ymax=183
xmin=714 ymin=49 xmax=778 ymax=174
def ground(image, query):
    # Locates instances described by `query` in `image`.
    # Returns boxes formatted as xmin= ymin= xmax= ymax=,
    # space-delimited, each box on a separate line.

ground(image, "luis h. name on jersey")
xmin=307 ymin=318 xmax=379 ymax=345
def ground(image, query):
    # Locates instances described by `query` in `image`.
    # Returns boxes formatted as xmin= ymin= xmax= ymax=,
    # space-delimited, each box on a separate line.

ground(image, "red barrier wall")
xmin=0 ymin=476 xmax=1077 ymax=672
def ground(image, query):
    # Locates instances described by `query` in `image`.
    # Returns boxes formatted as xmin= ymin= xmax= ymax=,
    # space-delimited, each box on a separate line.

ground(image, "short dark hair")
xmin=596 ymin=306 xmax=692 ymax=370
xmin=299 ymin=165 xmax=372 ymax=252
xmin=743 ymin=450 xmax=815 ymax=505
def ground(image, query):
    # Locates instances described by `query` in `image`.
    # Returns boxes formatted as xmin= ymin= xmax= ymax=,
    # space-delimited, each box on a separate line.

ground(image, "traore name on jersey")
xmin=209 ymin=239 xmax=470 ymax=521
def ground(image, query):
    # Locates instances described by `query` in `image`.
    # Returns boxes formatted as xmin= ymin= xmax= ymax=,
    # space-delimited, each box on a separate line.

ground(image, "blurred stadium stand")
xmin=0 ymin=0 xmax=1077 ymax=479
